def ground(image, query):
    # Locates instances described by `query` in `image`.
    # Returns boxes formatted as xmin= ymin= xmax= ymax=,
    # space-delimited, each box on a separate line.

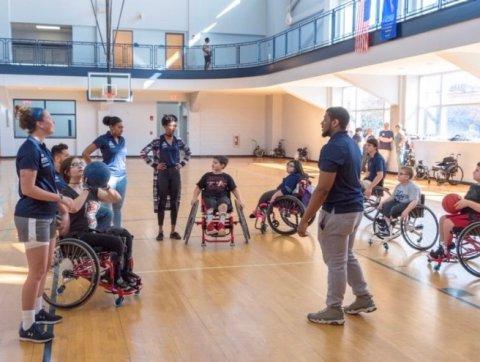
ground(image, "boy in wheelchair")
xmin=377 ymin=167 xmax=421 ymax=237
xmin=190 ymin=156 xmax=244 ymax=236
xmin=59 ymin=156 xmax=140 ymax=289
xmin=429 ymin=162 xmax=480 ymax=259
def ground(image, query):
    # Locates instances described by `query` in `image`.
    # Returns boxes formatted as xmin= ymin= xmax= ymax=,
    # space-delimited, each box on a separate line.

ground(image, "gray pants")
xmin=317 ymin=210 xmax=369 ymax=307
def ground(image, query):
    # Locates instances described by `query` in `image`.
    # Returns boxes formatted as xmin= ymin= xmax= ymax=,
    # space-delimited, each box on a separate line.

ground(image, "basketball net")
xmin=105 ymin=91 xmax=115 ymax=105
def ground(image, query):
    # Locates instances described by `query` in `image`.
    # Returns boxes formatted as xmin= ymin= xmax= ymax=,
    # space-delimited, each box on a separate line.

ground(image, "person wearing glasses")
xmin=140 ymin=114 xmax=191 ymax=241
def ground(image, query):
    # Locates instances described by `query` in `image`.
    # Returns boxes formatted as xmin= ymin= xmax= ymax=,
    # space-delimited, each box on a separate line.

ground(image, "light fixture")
xmin=36 ymin=25 xmax=61 ymax=30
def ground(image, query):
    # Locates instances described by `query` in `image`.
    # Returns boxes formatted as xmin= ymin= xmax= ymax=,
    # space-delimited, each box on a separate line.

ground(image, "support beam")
xmin=437 ymin=51 xmax=480 ymax=79
xmin=279 ymin=85 xmax=328 ymax=109
xmin=335 ymin=73 xmax=400 ymax=105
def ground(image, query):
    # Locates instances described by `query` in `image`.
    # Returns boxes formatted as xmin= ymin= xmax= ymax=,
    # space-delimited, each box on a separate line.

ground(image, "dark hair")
xmin=205 ymin=37 xmax=210 ymax=42
xmin=400 ymin=166 xmax=414 ymax=179
xmin=161 ymin=114 xmax=177 ymax=127
xmin=102 ymin=116 xmax=122 ymax=127
xmin=214 ymin=156 xmax=229 ymax=167
xmin=288 ymin=160 xmax=308 ymax=177
xmin=326 ymin=107 xmax=350 ymax=130
xmin=51 ymin=143 xmax=68 ymax=158
xmin=59 ymin=156 xmax=77 ymax=183
xmin=14 ymin=105 xmax=45 ymax=134
xmin=355 ymin=127 xmax=362 ymax=133
xmin=366 ymin=138 xmax=378 ymax=149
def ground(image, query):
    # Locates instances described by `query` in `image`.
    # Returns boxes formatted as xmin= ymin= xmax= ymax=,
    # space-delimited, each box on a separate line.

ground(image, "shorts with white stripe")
xmin=14 ymin=216 xmax=56 ymax=245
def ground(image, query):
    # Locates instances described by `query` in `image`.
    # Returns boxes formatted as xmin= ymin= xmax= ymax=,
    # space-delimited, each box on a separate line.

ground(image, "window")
xmin=418 ymin=71 xmax=480 ymax=140
xmin=13 ymin=99 xmax=76 ymax=138
xmin=337 ymin=86 xmax=390 ymax=135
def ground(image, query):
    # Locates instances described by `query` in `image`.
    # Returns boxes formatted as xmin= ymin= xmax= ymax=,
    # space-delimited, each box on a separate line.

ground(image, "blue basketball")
xmin=84 ymin=161 xmax=111 ymax=188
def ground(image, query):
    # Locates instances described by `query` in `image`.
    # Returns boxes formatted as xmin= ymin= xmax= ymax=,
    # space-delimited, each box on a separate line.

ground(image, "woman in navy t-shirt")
xmin=82 ymin=116 xmax=127 ymax=228
xmin=141 ymin=114 xmax=191 ymax=241
xmin=13 ymin=105 xmax=74 ymax=343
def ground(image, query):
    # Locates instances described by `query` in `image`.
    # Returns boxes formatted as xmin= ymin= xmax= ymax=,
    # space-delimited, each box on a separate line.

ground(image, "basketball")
xmin=84 ymin=161 xmax=111 ymax=189
xmin=442 ymin=193 xmax=461 ymax=214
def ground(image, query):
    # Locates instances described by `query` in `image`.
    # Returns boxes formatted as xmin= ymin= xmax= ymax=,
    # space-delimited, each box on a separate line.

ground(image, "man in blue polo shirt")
xmin=51 ymin=143 xmax=69 ymax=191
xmin=362 ymin=138 xmax=386 ymax=198
xmin=298 ymin=107 xmax=376 ymax=326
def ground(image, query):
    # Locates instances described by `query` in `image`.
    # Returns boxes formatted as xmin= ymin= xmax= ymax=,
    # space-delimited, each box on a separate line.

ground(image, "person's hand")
xmin=455 ymin=198 xmax=471 ymax=210
xmin=175 ymin=163 xmax=182 ymax=170
xmin=364 ymin=188 xmax=372 ymax=198
xmin=297 ymin=219 xmax=308 ymax=237
xmin=191 ymin=198 xmax=198 ymax=207
xmin=400 ymin=210 xmax=410 ymax=220
xmin=377 ymin=201 xmax=383 ymax=210
xmin=156 ymin=163 xmax=167 ymax=171
xmin=59 ymin=195 xmax=74 ymax=210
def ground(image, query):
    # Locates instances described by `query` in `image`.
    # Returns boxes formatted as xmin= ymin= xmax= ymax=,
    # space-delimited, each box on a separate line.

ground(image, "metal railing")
xmin=0 ymin=0 xmax=472 ymax=71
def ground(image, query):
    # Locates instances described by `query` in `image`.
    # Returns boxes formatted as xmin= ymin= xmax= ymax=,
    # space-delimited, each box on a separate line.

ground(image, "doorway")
xmin=165 ymin=33 xmax=184 ymax=70
xmin=157 ymin=102 xmax=188 ymax=143
xmin=113 ymin=30 xmax=133 ymax=68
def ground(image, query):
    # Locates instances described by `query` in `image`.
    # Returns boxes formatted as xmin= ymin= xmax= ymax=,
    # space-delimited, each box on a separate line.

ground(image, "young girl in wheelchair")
xmin=429 ymin=162 xmax=480 ymax=259
xmin=377 ymin=166 xmax=421 ymax=237
xmin=59 ymin=156 xmax=138 ymax=289
xmin=190 ymin=156 xmax=244 ymax=237
xmin=249 ymin=160 xmax=309 ymax=218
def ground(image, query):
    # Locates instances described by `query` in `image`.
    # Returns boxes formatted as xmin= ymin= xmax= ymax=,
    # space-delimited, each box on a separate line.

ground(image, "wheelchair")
xmin=363 ymin=186 xmax=391 ymax=221
xmin=183 ymin=198 xmax=250 ymax=247
xmin=369 ymin=194 xmax=439 ymax=251
xmin=428 ymin=222 xmax=480 ymax=277
xmin=253 ymin=178 xmax=314 ymax=235
xmin=431 ymin=154 xmax=464 ymax=185
xmin=42 ymin=236 xmax=142 ymax=308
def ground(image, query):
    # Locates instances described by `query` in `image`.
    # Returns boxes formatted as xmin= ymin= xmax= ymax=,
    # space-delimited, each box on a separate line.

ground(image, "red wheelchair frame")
xmin=183 ymin=199 xmax=250 ymax=247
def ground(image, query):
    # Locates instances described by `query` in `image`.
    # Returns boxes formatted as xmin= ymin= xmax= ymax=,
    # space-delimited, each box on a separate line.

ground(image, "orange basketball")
xmin=442 ymin=193 xmax=461 ymax=214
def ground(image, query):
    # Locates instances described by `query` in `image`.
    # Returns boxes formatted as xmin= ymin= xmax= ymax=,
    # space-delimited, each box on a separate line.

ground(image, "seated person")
xmin=59 ymin=156 xmax=136 ymax=287
xmin=191 ymin=156 xmax=244 ymax=237
xmin=362 ymin=138 xmax=386 ymax=198
xmin=430 ymin=162 xmax=480 ymax=258
xmin=250 ymin=160 xmax=308 ymax=218
xmin=377 ymin=166 xmax=420 ymax=236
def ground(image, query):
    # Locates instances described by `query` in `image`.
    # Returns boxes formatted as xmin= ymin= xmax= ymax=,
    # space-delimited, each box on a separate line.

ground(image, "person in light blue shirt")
xmin=83 ymin=116 xmax=127 ymax=227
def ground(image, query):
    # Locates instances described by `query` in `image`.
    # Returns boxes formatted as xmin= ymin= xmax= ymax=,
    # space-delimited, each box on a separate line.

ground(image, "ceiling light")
xmin=36 ymin=25 xmax=61 ymax=30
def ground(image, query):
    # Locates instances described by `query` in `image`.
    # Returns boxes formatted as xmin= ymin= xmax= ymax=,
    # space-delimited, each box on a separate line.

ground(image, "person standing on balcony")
xmin=203 ymin=37 xmax=212 ymax=70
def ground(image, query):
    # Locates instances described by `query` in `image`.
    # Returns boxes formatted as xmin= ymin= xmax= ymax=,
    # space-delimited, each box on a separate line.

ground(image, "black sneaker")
xmin=35 ymin=309 xmax=63 ymax=325
xmin=19 ymin=323 xmax=54 ymax=343
xmin=170 ymin=231 xmax=181 ymax=240
xmin=156 ymin=232 xmax=164 ymax=241
xmin=429 ymin=245 xmax=445 ymax=259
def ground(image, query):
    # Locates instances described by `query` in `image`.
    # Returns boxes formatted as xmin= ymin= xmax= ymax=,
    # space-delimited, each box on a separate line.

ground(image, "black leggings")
xmin=157 ymin=168 xmax=181 ymax=226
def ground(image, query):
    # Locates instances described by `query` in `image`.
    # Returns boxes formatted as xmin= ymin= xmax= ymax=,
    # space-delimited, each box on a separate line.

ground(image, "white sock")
xmin=206 ymin=213 xmax=213 ymax=224
xmin=22 ymin=310 xmax=36 ymax=330
xmin=219 ymin=213 xmax=226 ymax=224
xmin=35 ymin=296 xmax=43 ymax=314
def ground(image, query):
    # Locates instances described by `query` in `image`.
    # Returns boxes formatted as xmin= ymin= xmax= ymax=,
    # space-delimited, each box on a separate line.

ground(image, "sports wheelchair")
xmin=43 ymin=236 xmax=142 ymax=308
xmin=363 ymin=186 xmax=391 ymax=221
xmin=252 ymin=177 xmax=314 ymax=235
xmin=369 ymin=194 xmax=439 ymax=251
xmin=431 ymin=153 xmax=464 ymax=185
xmin=428 ymin=222 xmax=480 ymax=277
xmin=183 ymin=199 xmax=250 ymax=247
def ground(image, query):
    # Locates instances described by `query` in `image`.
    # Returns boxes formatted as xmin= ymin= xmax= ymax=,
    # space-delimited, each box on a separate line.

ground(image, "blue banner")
xmin=381 ymin=0 xmax=398 ymax=40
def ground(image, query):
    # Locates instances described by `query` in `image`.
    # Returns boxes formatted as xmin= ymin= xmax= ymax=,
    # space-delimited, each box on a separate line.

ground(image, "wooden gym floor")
xmin=0 ymin=157 xmax=479 ymax=361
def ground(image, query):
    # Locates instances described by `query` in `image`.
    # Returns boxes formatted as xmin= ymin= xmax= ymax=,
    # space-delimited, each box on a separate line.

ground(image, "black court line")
xmin=356 ymin=252 xmax=480 ymax=310
xmin=43 ymin=261 xmax=59 ymax=362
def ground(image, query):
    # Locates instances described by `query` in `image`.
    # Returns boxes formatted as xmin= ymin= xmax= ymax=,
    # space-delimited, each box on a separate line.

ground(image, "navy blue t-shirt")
xmin=158 ymin=135 xmax=187 ymax=167
xmin=94 ymin=132 xmax=127 ymax=177
xmin=366 ymin=152 xmax=386 ymax=187
xmin=379 ymin=130 xmax=394 ymax=150
xmin=54 ymin=170 xmax=68 ymax=192
xmin=318 ymin=131 xmax=363 ymax=214
xmin=277 ymin=173 xmax=302 ymax=195
xmin=15 ymin=136 xmax=58 ymax=218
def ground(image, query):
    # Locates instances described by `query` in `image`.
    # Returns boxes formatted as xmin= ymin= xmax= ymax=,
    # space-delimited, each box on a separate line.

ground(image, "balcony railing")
xmin=0 ymin=0 xmax=473 ymax=71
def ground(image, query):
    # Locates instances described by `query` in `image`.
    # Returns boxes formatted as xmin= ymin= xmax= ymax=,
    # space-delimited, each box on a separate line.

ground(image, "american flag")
xmin=355 ymin=0 xmax=371 ymax=53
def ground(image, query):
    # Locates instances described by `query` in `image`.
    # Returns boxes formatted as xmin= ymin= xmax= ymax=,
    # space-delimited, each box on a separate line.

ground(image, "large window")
xmin=418 ymin=71 xmax=480 ymax=140
xmin=334 ymin=86 xmax=390 ymax=135
xmin=13 ymin=99 xmax=76 ymax=138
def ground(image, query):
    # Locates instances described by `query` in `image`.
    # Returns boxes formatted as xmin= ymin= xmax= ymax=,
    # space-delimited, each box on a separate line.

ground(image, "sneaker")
xmin=217 ymin=223 xmax=226 ymax=237
xmin=156 ymin=232 xmax=164 ymax=241
xmin=429 ymin=245 xmax=445 ymax=259
xmin=19 ymin=323 xmax=54 ymax=343
xmin=35 ymin=309 xmax=63 ymax=325
xmin=206 ymin=222 xmax=217 ymax=235
xmin=115 ymin=278 xmax=133 ymax=290
xmin=307 ymin=307 xmax=344 ymax=325
xmin=249 ymin=212 xmax=256 ymax=219
xmin=170 ymin=232 xmax=181 ymax=240
xmin=344 ymin=295 xmax=377 ymax=315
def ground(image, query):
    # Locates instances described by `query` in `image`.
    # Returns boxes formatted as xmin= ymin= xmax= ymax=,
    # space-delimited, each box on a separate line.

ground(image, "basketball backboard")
xmin=87 ymin=72 xmax=132 ymax=102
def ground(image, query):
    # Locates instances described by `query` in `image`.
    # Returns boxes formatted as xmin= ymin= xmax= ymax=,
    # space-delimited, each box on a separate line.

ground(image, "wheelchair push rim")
xmin=401 ymin=205 xmax=439 ymax=251
xmin=456 ymin=223 xmax=480 ymax=277
xmin=235 ymin=199 xmax=250 ymax=242
xmin=43 ymin=238 xmax=100 ymax=309
xmin=267 ymin=195 xmax=305 ymax=235
xmin=183 ymin=200 xmax=199 ymax=244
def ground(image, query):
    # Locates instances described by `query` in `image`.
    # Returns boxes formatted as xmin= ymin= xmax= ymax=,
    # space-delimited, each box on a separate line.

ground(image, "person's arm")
xmin=68 ymin=189 xmax=90 ymax=213
xmin=365 ymin=171 xmax=384 ymax=197
xmin=455 ymin=198 xmax=480 ymax=213
xmin=82 ymin=143 xmax=98 ymax=164
xmin=400 ymin=199 xmax=419 ymax=219
xmin=97 ymin=187 xmax=121 ymax=204
xmin=269 ymin=189 xmax=284 ymax=203
xmin=140 ymin=140 xmax=158 ymax=168
xmin=378 ymin=194 xmax=394 ymax=209
xmin=231 ymin=188 xmax=244 ymax=208
xmin=191 ymin=186 xmax=201 ymax=206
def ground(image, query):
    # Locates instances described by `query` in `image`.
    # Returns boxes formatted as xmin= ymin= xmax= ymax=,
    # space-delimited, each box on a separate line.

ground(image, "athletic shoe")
xmin=217 ymin=223 xmax=226 ymax=237
xmin=307 ymin=307 xmax=344 ymax=325
xmin=429 ymin=245 xmax=445 ymax=259
xmin=35 ymin=309 xmax=63 ymax=325
xmin=249 ymin=212 xmax=256 ymax=219
xmin=19 ymin=323 xmax=54 ymax=343
xmin=344 ymin=295 xmax=377 ymax=315
xmin=156 ymin=232 xmax=164 ymax=241
xmin=170 ymin=232 xmax=181 ymax=240
xmin=206 ymin=223 xmax=217 ymax=235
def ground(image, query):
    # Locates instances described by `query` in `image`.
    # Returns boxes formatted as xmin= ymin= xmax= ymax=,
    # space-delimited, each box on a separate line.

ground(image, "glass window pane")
xmin=52 ymin=115 xmax=76 ymax=138
xmin=342 ymin=87 xmax=356 ymax=110
xmin=358 ymin=110 xmax=385 ymax=134
xmin=46 ymin=100 xmax=75 ymax=114
xmin=444 ymin=105 xmax=480 ymax=140
xmin=442 ymin=71 xmax=480 ymax=105
xmin=419 ymin=106 xmax=440 ymax=138
xmin=419 ymin=74 xmax=441 ymax=107
xmin=13 ymin=99 xmax=45 ymax=108
xmin=356 ymin=88 xmax=384 ymax=110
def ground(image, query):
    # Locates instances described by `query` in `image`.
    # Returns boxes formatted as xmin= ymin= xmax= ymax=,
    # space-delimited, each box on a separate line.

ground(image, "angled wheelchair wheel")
xmin=183 ymin=200 xmax=199 ymax=245
xmin=456 ymin=222 xmax=480 ymax=277
xmin=448 ymin=166 xmax=464 ymax=186
xmin=267 ymin=195 xmax=305 ymax=235
xmin=363 ymin=198 xmax=378 ymax=221
xmin=43 ymin=238 xmax=100 ymax=309
xmin=401 ymin=205 xmax=438 ymax=251
xmin=235 ymin=200 xmax=250 ymax=243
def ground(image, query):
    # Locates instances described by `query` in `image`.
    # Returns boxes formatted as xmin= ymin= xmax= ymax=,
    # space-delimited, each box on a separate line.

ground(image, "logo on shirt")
xmin=40 ymin=153 xmax=51 ymax=168
xmin=108 ymin=141 xmax=116 ymax=149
